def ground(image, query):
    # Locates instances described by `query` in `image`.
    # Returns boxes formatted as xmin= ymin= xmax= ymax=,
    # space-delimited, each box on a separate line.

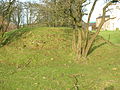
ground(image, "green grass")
xmin=0 ymin=27 xmax=120 ymax=90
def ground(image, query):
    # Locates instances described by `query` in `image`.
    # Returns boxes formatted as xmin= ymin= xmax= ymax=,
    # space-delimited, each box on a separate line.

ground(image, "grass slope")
xmin=0 ymin=27 xmax=120 ymax=90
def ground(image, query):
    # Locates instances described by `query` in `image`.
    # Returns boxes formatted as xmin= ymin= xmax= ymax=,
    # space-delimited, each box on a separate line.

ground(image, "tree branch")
xmin=105 ymin=17 xmax=116 ymax=22
xmin=87 ymin=0 xmax=98 ymax=27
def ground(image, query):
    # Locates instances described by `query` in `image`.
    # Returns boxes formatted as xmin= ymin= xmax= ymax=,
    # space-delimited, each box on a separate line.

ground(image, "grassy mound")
xmin=0 ymin=27 xmax=120 ymax=90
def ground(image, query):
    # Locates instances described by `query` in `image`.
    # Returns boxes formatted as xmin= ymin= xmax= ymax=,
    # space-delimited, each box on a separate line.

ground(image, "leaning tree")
xmin=59 ymin=0 xmax=119 ymax=61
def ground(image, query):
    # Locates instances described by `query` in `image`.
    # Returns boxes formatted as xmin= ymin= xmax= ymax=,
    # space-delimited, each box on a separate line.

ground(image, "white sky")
xmin=83 ymin=0 xmax=105 ymax=22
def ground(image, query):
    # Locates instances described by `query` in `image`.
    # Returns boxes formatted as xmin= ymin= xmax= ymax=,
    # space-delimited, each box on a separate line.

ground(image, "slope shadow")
xmin=88 ymin=42 xmax=107 ymax=55
xmin=0 ymin=28 xmax=30 ymax=47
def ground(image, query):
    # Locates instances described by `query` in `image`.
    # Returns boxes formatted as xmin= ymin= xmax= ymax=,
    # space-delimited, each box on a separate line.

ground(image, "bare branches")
xmin=105 ymin=17 xmax=116 ymax=22
xmin=97 ymin=1 xmax=112 ymax=31
xmin=87 ymin=0 xmax=98 ymax=25
xmin=0 ymin=0 xmax=16 ymax=34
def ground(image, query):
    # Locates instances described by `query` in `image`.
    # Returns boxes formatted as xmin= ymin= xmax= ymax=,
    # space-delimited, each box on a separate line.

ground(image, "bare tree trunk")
xmin=0 ymin=0 xmax=16 ymax=37
xmin=76 ymin=29 xmax=82 ymax=60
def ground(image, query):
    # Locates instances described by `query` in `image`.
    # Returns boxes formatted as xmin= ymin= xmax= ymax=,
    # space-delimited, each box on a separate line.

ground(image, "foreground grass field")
xmin=0 ymin=27 xmax=120 ymax=90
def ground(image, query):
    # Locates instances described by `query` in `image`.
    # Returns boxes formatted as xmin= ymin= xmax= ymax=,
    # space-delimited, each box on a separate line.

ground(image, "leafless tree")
xmin=11 ymin=1 xmax=23 ymax=29
xmin=0 ymin=0 xmax=16 ymax=36
xmin=58 ymin=0 xmax=119 ymax=60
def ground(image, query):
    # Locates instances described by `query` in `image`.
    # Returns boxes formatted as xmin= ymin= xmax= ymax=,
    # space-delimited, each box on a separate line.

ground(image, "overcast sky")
xmin=84 ymin=0 xmax=105 ymax=22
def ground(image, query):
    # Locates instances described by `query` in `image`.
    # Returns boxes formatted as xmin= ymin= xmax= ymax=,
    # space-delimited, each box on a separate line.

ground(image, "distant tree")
xmin=11 ymin=1 xmax=23 ymax=29
xmin=23 ymin=2 xmax=41 ymax=26
xmin=35 ymin=0 xmax=72 ymax=27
